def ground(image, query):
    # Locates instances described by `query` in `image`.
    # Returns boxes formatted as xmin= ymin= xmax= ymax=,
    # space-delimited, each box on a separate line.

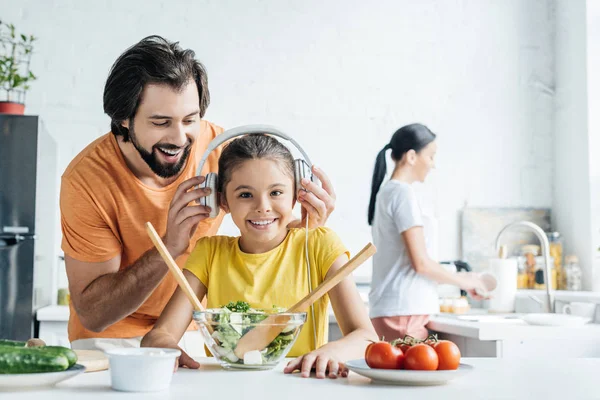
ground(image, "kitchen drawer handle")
xmin=0 ymin=235 xmax=27 ymax=248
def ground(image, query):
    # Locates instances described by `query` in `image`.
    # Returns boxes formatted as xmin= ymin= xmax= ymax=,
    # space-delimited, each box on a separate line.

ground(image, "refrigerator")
xmin=0 ymin=115 xmax=57 ymax=341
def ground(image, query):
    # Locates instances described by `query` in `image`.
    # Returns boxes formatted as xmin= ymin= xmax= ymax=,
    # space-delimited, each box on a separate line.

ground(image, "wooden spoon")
xmin=145 ymin=222 xmax=205 ymax=311
xmin=233 ymin=242 xmax=376 ymax=359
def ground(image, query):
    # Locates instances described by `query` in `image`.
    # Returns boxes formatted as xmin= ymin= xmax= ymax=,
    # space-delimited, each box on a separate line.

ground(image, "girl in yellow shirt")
xmin=142 ymin=133 xmax=377 ymax=379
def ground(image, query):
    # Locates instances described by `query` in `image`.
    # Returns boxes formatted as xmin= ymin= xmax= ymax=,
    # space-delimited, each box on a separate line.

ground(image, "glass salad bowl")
xmin=192 ymin=303 xmax=306 ymax=370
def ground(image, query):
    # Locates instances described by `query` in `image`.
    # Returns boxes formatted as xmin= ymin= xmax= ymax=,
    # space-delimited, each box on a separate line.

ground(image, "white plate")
xmin=521 ymin=313 xmax=591 ymax=327
xmin=345 ymin=359 xmax=473 ymax=386
xmin=457 ymin=315 xmax=522 ymax=323
xmin=0 ymin=364 xmax=86 ymax=390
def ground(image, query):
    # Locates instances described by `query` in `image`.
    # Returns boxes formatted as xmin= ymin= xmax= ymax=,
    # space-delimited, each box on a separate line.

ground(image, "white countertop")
xmin=39 ymin=305 xmax=600 ymax=343
xmin=37 ymin=305 xmax=70 ymax=322
xmin=428 ymin=311 xmax=600 ymax=340
xmin=5 ymin=357 xmax=600 ymax=400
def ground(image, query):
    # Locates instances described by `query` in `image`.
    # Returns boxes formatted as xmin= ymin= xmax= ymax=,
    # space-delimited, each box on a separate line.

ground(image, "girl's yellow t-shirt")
xmin=184 ymin=227 xmax=349 ymax=357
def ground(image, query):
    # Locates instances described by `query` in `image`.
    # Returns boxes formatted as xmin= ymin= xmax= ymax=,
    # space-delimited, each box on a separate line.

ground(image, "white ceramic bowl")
xmin=105 ymin=348 xmax=180 ymax=392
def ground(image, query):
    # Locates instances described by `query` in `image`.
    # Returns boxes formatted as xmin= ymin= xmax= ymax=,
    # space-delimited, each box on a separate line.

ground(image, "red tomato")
xmin=398 ymin=343 xmax=412 ymax=354
xmin=432 ymin=340 xmax=461 ymax=370
xmin=365 ymin=341 xmax=405 ymax=369
xmin=404 ymin=343 xmax=439 ymax=371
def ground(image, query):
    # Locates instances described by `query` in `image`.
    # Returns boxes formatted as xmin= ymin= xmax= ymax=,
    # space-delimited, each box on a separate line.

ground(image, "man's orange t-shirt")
xmin=60 ymin=120 xmax=225 ymax=342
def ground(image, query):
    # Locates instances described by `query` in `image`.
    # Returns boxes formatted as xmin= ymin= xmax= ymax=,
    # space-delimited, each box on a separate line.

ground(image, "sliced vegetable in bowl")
xmin=193 ymin=301 xmax=306 ymax=370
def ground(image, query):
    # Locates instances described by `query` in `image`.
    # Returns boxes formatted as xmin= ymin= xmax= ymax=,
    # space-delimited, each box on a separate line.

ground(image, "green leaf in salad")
xmin=263 ymin=331 xmax=296 ymax=362
xmin=222 ymin=301 xmax=251 ymax=313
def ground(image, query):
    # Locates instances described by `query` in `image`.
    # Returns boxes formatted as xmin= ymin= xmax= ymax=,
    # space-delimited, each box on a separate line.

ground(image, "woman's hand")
xmin=459 ymin=272 xmax=489 ymax=300
xmin=288 ymin=165 xmax=336 ymax=229
xmin=283 ymin=347 xmax=348 ymax=379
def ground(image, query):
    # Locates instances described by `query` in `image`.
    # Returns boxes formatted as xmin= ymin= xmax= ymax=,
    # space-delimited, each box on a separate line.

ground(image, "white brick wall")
xmin=2 ymin=0 xmax=555 ymax=280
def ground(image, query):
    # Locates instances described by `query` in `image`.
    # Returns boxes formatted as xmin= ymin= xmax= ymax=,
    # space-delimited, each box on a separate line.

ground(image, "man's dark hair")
xmin=103 ymin=35 xmax=210 ymax=141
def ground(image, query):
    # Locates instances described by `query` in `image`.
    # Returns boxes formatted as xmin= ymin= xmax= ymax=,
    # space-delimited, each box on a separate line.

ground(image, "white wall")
xmin=553 ymin=0 xmax=600 ymax=291
xmin=586 ymin=0 xmax=600 ymax=290
xmin=3 ymin=0 xmax=555 ymax=281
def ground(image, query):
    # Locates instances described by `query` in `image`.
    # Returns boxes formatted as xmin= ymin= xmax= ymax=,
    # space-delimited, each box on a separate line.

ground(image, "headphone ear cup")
xmin=294 ymin=160 xmax=309 ymax=196
xmin=201 ymin=173 xmax=219 ymax=218
xmin=294 ymin=160 xmax=319 ymax=196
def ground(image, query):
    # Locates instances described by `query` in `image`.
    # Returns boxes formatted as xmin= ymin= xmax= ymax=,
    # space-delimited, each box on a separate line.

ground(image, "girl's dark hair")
xmin=103 ymin=35 xmax=210 ymax=142
xmin=367 ymin=123 xmax=436 ymax=225
xmin=218 ymin=134 xmax=295 ymax=195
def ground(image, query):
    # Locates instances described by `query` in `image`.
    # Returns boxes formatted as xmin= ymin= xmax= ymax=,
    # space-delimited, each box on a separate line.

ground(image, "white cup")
xmin=475 ymin=272 xmax=498 ymax=297
xmin=562 ymin=302 xmax=597 ymax=319
xmin=105 ymin=348 xmax=180 ymax=392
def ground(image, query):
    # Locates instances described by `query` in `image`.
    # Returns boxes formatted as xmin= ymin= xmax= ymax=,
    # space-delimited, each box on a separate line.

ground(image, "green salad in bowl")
xmin=192 ymin=301 xmax=306 ymax=370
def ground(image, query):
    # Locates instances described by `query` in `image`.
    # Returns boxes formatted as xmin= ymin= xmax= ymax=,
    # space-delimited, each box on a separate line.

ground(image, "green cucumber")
xmin=0 ymin=339 xmax=26 ymax=348
xmin=0 ymin=347 xmax=69 ymax=374
xmin=38 ymin=346 xmax=77 ymax=367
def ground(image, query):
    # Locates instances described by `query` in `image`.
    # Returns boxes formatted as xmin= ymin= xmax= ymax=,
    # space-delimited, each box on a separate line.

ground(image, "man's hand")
xmin=164 ymin=176 xmax=213 ymax=257
xmin=289 ymin=165 xmax=336 ymax=229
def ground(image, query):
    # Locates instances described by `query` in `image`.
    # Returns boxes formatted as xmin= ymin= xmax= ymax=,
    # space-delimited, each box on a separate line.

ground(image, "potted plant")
xmin=0 ymin=20 xmax=36 ymax=115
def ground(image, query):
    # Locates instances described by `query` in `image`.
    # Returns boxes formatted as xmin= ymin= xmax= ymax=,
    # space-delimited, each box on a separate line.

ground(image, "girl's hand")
xmin=171 ymin=347 xmax=201 ymax=372
xmin=177 ymin=348 xmax=200 ymax=370
xmin=283 ymin=348 xmax=348 ymax=379
xmin=290 ymin=165 xmax=336 ymax=229
xmin=141 ymin=334 xmax=200 ymax=371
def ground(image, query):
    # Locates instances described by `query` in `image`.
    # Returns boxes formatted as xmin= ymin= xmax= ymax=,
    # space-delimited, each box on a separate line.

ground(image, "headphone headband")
xmin=196 ymin=124 xmax=313 ymax=177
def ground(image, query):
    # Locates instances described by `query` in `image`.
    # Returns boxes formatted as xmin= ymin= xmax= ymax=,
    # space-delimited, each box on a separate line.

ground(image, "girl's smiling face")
xmin=221 ymin=158 xmax=296 ymax=254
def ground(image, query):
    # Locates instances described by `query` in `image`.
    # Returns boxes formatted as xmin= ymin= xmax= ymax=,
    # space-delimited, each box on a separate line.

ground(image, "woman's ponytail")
xmin=368 ymin=144 xmax=391 ymax=225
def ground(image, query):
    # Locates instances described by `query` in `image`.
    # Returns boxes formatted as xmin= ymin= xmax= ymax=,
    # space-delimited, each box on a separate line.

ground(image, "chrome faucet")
xmin=495 ymin=221 xmax=555 ymax=313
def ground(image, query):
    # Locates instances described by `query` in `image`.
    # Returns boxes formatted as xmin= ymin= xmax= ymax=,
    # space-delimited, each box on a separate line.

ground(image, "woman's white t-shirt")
xmin=368 ymin=180 xmax=439 ymax=318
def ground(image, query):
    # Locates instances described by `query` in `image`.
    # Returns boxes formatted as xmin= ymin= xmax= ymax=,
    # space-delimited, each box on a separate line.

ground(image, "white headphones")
xmin=195 ymin=124 xmax=318 ymax=218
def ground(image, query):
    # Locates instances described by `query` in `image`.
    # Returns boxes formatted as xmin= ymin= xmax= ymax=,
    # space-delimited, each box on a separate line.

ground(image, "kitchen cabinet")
xmin=428 ymin=313 xmax=600 ymax=358
xmin=433 ymin=332 xmax=600 ymax=358
xmin=37 ymin=306 xmax=70 ymax=347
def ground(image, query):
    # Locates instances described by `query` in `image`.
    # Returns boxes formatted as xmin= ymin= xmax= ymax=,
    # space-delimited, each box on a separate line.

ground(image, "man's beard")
xmin=129 ymin=124 xmax=192 ymax=179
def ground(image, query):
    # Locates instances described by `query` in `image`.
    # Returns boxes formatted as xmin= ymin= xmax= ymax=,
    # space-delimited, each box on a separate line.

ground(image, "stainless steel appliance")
xmin=0 ymin=115 xmax=57 ymax=340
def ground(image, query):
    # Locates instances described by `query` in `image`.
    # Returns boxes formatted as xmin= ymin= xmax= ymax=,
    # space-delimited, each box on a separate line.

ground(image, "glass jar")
xmin=532 ymin=256 xmax=557 ymax=290
xmin=516 ymin=256 xmax=529 ymax=289
xmin=564 ymin=255 xmax=583 ymax=291
xmin=547 ymin=232 xmax=565 ymax=289
xmin=520 ymin=245 xmax=540 ymax=289
xmin=439 ymin=298 xmax=452 ymax=313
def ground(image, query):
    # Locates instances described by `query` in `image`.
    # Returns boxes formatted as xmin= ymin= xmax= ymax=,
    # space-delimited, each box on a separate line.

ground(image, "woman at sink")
xmin=367 ymin=123 xmax=487 ymax=341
